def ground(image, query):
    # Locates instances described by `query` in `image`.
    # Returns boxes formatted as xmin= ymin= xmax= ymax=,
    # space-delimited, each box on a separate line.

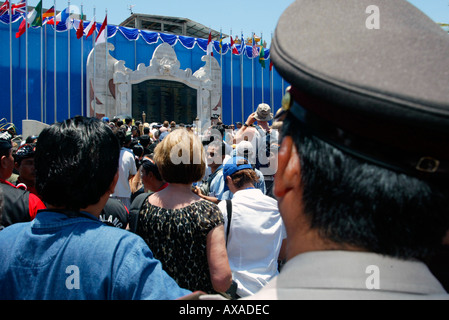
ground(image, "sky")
xmin=23 ymin=0 xmax=449 ymax=44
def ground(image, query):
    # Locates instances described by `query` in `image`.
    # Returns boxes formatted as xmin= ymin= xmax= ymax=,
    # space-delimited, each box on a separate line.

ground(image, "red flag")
xmin=230 ymin=36 xmax=239 ymax=55
xmin=96 ymin=15 xmax=107 ymax=43
xmin=206 ymin=30 xmax=213 ymax=56
xmin=269 ymin=60 xmax=273 ymax=72
xmin=76 ymin=20 xmax=84 ymax=39
xmin=84 ymin=18 xmax=96 ymax=39
xmin=15 ymin=18 xmax=26 ymax=38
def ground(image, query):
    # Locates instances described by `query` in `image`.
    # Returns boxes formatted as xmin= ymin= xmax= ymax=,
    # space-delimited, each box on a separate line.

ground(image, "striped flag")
xmin=259 ymin=35 xmax=265 ymax=68
xmin=95 ymin=15 xmax=107 ymax=43
xmin=230 ymin=36 xmax=239 ymax=55
xmin=219 ymin=30 xmax=223 ymax=55
xmin=84 ymin=17 xmax=96 ymax=39
xmin=251 ymin=34 xmax=259 ymax=58
xmin=76 ymin=7 xmax=84 ymax=39
xmin=42 ymin=6 xmax=55 ymax=24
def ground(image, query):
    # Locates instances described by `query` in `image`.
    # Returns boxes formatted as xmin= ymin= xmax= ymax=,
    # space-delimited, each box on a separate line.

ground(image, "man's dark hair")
xmin=35 ymin=116 xmax=120 ymax=210
xmin=141 ymin=157 xmax=163 ymax=182
xmin=282 ymin=113 xmax=449 ymax=261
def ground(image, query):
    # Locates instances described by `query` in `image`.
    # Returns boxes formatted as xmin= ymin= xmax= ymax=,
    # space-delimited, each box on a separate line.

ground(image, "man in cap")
xmin=248 ymin=0 xmax=449 ymax=299
xmin=235 ymin=103 xmax=279 ymax=198
xmin=0 ymin=136 xmax=45 ymax=229
xmin=12 ymin=143 xmax=38 ymax=196
xmin=217 ymin=156 xmax=286 ymax=298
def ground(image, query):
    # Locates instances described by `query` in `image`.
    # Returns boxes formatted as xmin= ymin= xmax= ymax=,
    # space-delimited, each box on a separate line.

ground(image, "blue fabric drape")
xmin=0 ymin=17 xmax=286 ymax=134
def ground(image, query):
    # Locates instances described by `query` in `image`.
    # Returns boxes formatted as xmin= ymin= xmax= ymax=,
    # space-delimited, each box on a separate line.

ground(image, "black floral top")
xmin=136 ymin=199 xmax=224 ymax=294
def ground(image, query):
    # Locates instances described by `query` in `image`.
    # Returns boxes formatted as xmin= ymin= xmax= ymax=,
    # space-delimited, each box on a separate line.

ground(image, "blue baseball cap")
xmin=223 ymin=156 xmax=253 ymax=191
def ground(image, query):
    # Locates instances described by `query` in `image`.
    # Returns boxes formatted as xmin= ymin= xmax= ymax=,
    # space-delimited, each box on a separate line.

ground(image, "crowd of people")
xmin=0 ymin=0 xmax=449 ymax=301
xmin=0 ymin=102 xmax=285 ymax=299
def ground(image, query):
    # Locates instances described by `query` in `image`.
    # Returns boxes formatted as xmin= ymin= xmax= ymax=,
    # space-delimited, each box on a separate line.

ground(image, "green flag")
xmin=259 ymin=36 xmax=265 ymax=68
xmin=30 ymin=0 xmax=43 ymax=27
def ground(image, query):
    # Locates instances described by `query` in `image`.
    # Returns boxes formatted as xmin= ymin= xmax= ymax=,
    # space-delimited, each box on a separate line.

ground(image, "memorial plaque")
xmin=132 ymin=80 xmax=198 ymax=124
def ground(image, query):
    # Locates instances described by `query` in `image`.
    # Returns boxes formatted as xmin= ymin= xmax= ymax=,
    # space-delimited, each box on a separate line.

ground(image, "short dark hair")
xmin=282 ymin=112 xmax=449 ymax=261
xmin=141 ymin=157 xmax=163 ymax=181
xmin=35 ymin=116 xmax=120 ymax=210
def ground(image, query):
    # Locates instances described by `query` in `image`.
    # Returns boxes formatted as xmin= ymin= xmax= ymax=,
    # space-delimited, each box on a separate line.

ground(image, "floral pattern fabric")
xmin=136 ymin=199 xmax=224 ymax=293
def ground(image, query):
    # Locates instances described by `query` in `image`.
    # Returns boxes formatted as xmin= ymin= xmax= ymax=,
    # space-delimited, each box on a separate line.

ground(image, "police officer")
xmin=248 ymin=0 xmax=449 ymax=300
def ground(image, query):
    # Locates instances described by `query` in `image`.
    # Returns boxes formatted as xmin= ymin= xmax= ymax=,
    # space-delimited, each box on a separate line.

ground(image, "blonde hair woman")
xmin=133 ymin=129 xmax=232 ymax=294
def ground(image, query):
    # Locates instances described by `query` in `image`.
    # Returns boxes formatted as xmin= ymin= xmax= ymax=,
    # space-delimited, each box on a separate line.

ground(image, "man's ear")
xmin=273 ymin=136 xmax=301 ymax=198
xmin=108 ymin=171 xmax=119 ymax=194
xmin=0 ymin=155 xmax=5 ymax=169
xmin=226 ymin=175 xmax=235 ymax=193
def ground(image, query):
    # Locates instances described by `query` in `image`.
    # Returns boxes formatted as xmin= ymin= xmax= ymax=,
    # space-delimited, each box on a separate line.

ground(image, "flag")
xmin=219 ymin=30 xmax=223 ymax=55
xmin=269 ymin=60 xmax=273 ymax=72
xmin=96 ymin=15 xmax=107 ymax=44
xmin=42 ymin=6 xmax=55 ymax=25
xmin=30 ymin=0 xmax=43 ymax=27
xmin=206 ymin=30 xmax=213 ymax=56
xmin=259 ymin=35 xmax=265 ymax=68
xmin=240 ymin=32 xmax=245 ymax=55
xmin=84 ymin=17 xmax=96 ymax=39
xmin=46 ymin=6 xmax=70 ymax=26
xmin=76 ymin=7 xmax=84 ymax=39
xmin=11 ymin=0 xmax=26 ymax=15
xmin=230 ymin=36 xmax=239 ymax=55
xmin=0 ymin=0 xmax=10 ymax=16
xmin=251 ymin=34 xmax=259 ymax=58
xmin=15 ymin=0 xmax=43 ymax=38
xmin=76 ymin=20 xmax=84 ymax=39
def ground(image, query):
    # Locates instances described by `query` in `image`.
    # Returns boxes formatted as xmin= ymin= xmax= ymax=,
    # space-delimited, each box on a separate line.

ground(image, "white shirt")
xmin=217 ymin=188 xmax=286 ymax=297
xmin=112 ymin=147 xmax=137 ymax=198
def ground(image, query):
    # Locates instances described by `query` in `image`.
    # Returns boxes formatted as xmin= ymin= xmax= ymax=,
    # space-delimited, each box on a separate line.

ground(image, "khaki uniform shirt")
xmin=246 ymin=250 xmax=448 ymax=300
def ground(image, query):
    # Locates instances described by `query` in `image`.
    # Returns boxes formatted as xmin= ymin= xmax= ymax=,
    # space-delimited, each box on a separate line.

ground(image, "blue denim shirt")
xmin=0 ymin=211 xmax=191 ymax=300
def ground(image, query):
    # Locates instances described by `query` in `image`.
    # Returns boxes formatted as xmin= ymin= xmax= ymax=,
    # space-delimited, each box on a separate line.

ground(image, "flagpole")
xmin=105 ymin=8 xmax=108 ymax=118
xmin=251 ymin=32 xmax=254 ymax=114
xmin=44 ymin=22 xmax=47 ymax=123
xmin=9 ymin=0 xmax=13 ymax=124
xmin=68 ymin=0 xmax=71 ymax=119
xmin=220 ymin=28 xmax=223 ymax=115
xmin=54 ymin=0 xmax=57 ymax=123
xmin=240 ymin=30 xmax=244 ymax=123
xmin=80 ymin=4 xmax=84 ymax=116
xmin=93 ymin=6 xmax=96 ymax=118
xmin=40 ymin=14 xmax=44 ymax=122
xmin=261 ymin=32 xmax=264 ymax=104
xmin=25 ymin=0 xmax=29 ymax=119
xmin=270 ymin=32 xmax=274 ymax=110
xmin=230 ymin=28 xmax=234 ymax=125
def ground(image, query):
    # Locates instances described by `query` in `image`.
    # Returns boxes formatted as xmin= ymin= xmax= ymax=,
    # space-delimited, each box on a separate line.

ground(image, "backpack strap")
xmin=225 ymin=199 xmax=232 ymax=247
xmin=128 ymin=192 xmax=153 ymax=233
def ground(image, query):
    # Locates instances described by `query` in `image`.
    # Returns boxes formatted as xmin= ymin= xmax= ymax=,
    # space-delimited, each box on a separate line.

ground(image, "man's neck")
xmin=210 ymin=164 xmax=222 ymax=174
